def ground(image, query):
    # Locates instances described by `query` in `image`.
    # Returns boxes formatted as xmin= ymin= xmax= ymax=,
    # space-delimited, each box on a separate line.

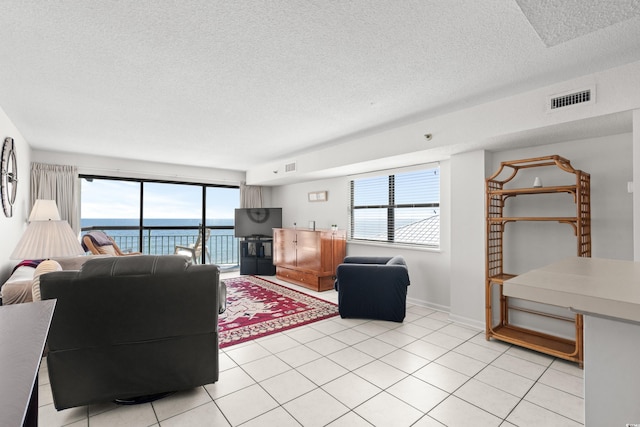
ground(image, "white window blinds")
xmin=350 ymin=166 xmax=440 ymax=246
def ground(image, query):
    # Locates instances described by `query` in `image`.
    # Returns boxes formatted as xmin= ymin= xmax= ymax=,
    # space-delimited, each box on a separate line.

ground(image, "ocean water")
xmin=81 ymin=218 xmax=238 ymax=265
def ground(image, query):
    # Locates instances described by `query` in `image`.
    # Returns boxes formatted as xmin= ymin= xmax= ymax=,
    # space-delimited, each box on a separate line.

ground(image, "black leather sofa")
xmin=334 ymin=256 xmax=410 ymax=322
xmin=40 ymin=255 xmax=223 ymax=410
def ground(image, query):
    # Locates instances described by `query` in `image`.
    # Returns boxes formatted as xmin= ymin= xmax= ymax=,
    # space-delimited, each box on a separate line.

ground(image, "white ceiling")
xmin=1 ymin=0 xmax=640 ymax=173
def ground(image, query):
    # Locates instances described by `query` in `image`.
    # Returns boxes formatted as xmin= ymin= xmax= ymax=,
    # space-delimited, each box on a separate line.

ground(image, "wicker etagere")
xmin=485 ymin=155 xmax=590 ymax=366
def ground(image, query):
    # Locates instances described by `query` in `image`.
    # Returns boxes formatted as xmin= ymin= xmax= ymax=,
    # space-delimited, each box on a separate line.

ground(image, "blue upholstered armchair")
xmin=334 ymin=256 xmax=410 ymax=322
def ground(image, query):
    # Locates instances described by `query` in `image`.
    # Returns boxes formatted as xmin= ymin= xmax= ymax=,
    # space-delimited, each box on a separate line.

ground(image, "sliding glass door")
xmin=142 ymin=182 xmax=203 ymax=260
xmin=206 ymin=186 xmax=239 ymax=266
xmin=80 ymin=178 xmax=141 ymax=253
xmin=80 ymin=176 xmax=239 ymax=267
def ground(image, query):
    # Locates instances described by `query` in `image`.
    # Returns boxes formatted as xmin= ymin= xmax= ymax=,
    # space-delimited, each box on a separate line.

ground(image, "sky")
xmin=81 ymin=178 xmax=239 ymax=219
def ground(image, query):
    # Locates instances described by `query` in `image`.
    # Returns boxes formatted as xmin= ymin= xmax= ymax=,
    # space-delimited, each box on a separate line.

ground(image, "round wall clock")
xmin=1 ymin=137 xmax=18 ymax=218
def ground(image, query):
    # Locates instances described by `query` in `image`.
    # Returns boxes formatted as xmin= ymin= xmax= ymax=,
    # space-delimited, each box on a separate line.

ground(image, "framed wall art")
xmin=308 ymin=191 xmax=327 ymax=202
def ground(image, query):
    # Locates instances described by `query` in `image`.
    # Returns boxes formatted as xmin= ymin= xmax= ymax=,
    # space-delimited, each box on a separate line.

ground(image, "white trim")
xmin=347 ymin=161 xmax=440 ymax=180
xmin=347 ymin=239 xmax=441 ymax=253
xmin=448 ymin=313 xmax=484 ymax=331
xmin=407 ymin=297 xmax=449 ymax=313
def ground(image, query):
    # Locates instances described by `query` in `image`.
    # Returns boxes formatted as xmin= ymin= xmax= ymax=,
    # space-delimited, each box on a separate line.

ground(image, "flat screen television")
xmin=234 ymin=208 xmax=282 ymax=238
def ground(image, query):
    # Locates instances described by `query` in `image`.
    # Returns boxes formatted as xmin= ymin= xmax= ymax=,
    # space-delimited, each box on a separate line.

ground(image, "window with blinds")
xmin=349 ymin=166 xmax=440 ymax=246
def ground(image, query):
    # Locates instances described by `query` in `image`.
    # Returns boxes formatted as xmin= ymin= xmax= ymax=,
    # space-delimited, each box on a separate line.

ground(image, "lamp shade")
xmin=10 ymin=220 xmax=85 ymax=260
xmin=29 ymin=199 xmax=62 ymax=221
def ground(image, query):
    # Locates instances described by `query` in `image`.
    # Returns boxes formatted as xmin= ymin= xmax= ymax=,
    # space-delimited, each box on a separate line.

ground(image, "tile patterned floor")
xmin=38 ymin=274 xmax=584 ymax=426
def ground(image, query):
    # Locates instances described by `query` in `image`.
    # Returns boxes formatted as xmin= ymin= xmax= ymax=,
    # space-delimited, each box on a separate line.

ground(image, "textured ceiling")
xmin=1 ymin=1 xmax=640 ymax=172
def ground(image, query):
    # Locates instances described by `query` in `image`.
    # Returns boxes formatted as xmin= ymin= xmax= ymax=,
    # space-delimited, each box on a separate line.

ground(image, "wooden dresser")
xmin=273 ymin=228 xmax=346 ymax=291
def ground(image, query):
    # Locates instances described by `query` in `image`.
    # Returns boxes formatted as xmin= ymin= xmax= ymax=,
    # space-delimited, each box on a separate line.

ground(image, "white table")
xmin=504 ymin=257 xmax=640 ymax=427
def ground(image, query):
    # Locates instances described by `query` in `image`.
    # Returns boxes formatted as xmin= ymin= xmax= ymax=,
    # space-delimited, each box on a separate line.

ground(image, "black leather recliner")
xmin=334 ymin=256 xmax=410 ymax=322
xmin=40 ymin=255 xmax=223 ymax=410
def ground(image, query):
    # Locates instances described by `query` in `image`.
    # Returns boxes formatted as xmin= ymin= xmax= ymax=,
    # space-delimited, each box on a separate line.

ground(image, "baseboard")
xmin=407 ymin=297 xmax=485 ymax=331
xmin=448 ymin=313 xmax=484 ymax=331
xmin=407 ymin=297 xmax=449 ymax=314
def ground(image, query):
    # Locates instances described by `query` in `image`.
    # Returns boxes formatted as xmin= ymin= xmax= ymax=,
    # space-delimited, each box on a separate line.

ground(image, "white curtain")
xmin=30 ymin=163 xmax=81 ymax=235
xmin=240 ymin=182 xmax=263 ymax=208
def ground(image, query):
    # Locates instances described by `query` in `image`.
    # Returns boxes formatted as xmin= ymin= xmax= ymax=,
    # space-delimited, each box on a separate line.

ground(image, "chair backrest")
xmin=82 ymin=231 xmax=120 ymax=256
xmin=82 ymin=231 xmax=139 ymax=256
xmin=192 ymin=228 xmax=211 ymax=259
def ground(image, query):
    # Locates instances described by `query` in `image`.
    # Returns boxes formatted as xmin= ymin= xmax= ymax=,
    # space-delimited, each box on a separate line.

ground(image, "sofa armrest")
xmin=1 ymin=266 xmax=36 ymax=304
xmin=334 ymin=263 xmax=410 ymax=322
xmin=335 ymin=263 xmax=410 ymax=292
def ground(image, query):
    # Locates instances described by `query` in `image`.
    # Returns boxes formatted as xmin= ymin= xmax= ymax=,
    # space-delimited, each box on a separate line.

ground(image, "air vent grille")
xmin=285 ymin=162 xmax=297 ymax=173
xmin=547 ymin=87 xmax=595 ymax=112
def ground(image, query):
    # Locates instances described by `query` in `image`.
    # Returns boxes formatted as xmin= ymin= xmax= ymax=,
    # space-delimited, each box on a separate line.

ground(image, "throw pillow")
xmin=32 ymin=260 xmax=62 ymax=302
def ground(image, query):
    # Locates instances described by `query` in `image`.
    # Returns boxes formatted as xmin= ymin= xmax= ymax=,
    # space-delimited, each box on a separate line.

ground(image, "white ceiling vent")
xmin=284 ymin=162 xmax=297 ymax=173
xmin=547 ymin=86 xmax=595 ymax=112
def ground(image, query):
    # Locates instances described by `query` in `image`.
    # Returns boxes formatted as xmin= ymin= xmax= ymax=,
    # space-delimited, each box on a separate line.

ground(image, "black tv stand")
xmin=240 ymin=238 xmax=276 ymax=276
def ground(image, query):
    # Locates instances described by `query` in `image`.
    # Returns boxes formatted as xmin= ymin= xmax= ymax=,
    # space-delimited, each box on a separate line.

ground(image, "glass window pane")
xmin=395 ymin=168 xmax=440 ymax=205
xmin=81 ymin=178 xmax=140 ymax=220
xmin=350 ymin=166 xmax=440 ymax=247
xmin=143 ymin=182 xmax=202 ymax=224
xmin=394 ymin=207 xmax=440 ymax=246
xmin=143 ymin=182 xmax=202 ymax=256
xmin=352 ymin=208 xmax=388 ymax=241
xmin=81 ymin=178 xmax=141 ymax=252
xmin=81 ymin=178 xmax=241 ymax=260
xmin=206 ymin=187 xmax=240 ymax=267
xmin=353 ymin=176 xmax=389 ymax=206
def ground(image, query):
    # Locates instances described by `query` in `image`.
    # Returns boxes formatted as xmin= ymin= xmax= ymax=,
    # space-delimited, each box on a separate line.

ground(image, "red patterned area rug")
xmin=218 ymin=275 xmax=339 ymax=348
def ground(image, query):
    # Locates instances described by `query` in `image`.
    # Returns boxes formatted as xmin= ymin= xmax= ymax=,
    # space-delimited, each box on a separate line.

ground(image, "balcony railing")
xmin=81 ymin=225 xmax=239 ymax=268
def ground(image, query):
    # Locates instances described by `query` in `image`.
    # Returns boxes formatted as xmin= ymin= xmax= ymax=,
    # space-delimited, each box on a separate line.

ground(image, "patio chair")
xmin=174 ymin=228 xmax=211 ymax=264
xmin=82 ymin=230 xmax=141 ymax=256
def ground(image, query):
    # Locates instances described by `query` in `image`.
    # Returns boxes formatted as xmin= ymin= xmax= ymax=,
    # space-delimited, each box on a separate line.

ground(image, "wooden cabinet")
xmin=485 ymin=155 xmax=590 ymax=366
xmin=273 ymin=228 xmax=346 ymax=291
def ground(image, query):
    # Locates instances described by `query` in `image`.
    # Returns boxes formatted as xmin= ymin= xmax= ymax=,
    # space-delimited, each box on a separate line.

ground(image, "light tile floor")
xmin=38 ymin=273 xmax=584 ymax=426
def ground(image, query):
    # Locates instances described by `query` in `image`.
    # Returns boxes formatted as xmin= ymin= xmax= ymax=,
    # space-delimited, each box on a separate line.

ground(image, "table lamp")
xmin=27 ymin=199 xmax=61 ymax=222
xmin=10 ymin=199 xmax=85 ymax=260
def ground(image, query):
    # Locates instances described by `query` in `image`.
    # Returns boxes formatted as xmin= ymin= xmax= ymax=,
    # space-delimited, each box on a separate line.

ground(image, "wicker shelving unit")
xmin=485 ymin=155 xmax=590 ymax=365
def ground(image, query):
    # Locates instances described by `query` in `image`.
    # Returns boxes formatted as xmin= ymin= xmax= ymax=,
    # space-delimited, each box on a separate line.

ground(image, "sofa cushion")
xmin=53 ymin=255 xmax=109 ymax=270
xmin=1 ymin=255 xmax=105 ymax=305
xmin=1 ymin=266 xmax=36 ymax=304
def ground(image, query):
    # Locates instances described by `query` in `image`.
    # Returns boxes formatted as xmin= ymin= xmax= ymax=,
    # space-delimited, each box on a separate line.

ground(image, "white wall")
xmin=491 ymin=133 xmax=633 ymax=264
xmin=270 ymin=177 xmax=348 ymax=230
xmin=31 ymin=150 xmax=246 ymax=186
xmin=0 ymin=107 xmax=31 ymax=282
xmin=272 ymin=132 xmax=633 ymax=331
xmin=271 ymin=162 xmax=453 ymax=312
xmin=248 ymin=60 xmax=640 ymax=186
xmin=484 ymin=133 xmax=633 ymax=337
xmin=449 ymin=150 xmax=490 ymax=328
xmin=634 ymin=110 xmax=640 ymax=261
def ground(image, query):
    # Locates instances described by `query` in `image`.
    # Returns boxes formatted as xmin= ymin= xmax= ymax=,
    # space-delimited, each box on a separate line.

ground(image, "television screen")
xmin=234 ymin=208 xmax=282 ymax=238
